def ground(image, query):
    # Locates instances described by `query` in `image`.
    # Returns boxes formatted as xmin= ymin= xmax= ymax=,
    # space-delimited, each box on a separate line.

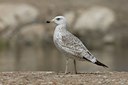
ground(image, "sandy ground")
xmin=0 ymin=71 xmax=127 ymax=85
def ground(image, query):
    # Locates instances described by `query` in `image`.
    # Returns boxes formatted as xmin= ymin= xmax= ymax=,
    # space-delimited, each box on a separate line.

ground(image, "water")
xmin=0 ymin=45 xmax=128 ymax=72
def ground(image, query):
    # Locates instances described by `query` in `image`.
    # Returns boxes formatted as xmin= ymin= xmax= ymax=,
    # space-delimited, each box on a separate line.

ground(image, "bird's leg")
xmin=73 ymin=59 xmax=77 ymax=74
xmin=65 ymin=58 xmax=69 ymax=74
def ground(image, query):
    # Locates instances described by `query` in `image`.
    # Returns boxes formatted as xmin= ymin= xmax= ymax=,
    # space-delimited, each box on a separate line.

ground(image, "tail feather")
xmin=95 ymin=60 xmax=108 ymax=68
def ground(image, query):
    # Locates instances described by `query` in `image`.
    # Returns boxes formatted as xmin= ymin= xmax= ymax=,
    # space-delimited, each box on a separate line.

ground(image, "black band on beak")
xmin=46 ymin=21 xmax=50 ymax=23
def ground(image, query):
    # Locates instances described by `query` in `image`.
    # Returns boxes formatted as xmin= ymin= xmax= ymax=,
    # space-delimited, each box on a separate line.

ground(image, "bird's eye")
xmin=56 ymin=18 xmax=61 ymax=20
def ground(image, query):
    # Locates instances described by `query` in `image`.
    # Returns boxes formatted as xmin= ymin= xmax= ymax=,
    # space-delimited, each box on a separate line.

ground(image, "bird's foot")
xmin=74 ymin=71 xmax=78 ymax=74
xmin=64 ymin=72 xmax=70 ymax=74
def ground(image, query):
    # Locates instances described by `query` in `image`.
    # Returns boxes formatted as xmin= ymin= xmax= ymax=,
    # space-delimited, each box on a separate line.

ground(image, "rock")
xmin=103 ymin=34 xmax=115 ymax=44
xmin=0 ymin=3 xmax=39 ymax=39
xmin=64 ymin=11 xmax=75 ymax=26
xmin=74 ymin=6 xmax=115 ymax=33
xmin=17 ymin=24 xmax=45 ymax=46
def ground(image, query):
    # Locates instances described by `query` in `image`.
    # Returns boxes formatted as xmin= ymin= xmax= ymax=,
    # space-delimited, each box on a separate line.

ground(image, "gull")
xmin=46 ymin=16 xmax=108 ymax=74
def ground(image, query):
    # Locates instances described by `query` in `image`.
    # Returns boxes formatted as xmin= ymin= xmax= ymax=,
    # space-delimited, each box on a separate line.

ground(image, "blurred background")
xmin=0 ymin=0 xmax=127 ymax=72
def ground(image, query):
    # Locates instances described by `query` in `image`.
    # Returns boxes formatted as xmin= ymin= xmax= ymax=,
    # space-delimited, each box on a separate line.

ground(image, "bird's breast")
xmin=53 ymin=30 xmax=62 ymax=46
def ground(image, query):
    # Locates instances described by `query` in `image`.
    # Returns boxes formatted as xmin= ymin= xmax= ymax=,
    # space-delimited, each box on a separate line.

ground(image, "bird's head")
xmin=46 ymin=16 xmax=66 ymax=25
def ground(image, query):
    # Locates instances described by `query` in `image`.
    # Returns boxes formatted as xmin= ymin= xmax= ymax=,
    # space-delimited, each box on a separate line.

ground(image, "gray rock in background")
xmin=64 ymin=6 xmax=115 ymax=35
xmin=17 ymin=24 xmax=45 ymax=46
xmin=0 ymin=3 xmax=39 ymax=39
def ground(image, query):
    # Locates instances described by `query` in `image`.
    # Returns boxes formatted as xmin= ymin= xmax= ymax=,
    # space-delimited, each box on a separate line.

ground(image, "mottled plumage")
xmin=47 ymin=16 xmax=108 ymax=74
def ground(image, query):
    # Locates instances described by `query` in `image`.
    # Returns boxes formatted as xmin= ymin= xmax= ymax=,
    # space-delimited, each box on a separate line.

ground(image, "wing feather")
xmin=59 ymin=33 xmax=87 ymax=57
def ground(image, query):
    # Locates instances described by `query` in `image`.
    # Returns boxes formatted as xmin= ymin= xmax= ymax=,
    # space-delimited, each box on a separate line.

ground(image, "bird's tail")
xmin=95 ymin=60 xmax=108 ymax=68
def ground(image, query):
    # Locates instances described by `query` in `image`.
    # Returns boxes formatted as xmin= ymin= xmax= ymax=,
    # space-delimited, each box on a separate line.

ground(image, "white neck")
xmin=56 ymin=24 xmax=67 ymax=31
xmin=54 ymin=24 xmax=68 ymax=38
xmin=53 ymin=23 xmax=69 ymax=43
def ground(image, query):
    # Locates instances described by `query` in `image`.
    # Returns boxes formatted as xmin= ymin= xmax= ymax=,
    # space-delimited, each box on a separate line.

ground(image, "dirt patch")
xmin=0 ymin=71 xmax=127 ymax=85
